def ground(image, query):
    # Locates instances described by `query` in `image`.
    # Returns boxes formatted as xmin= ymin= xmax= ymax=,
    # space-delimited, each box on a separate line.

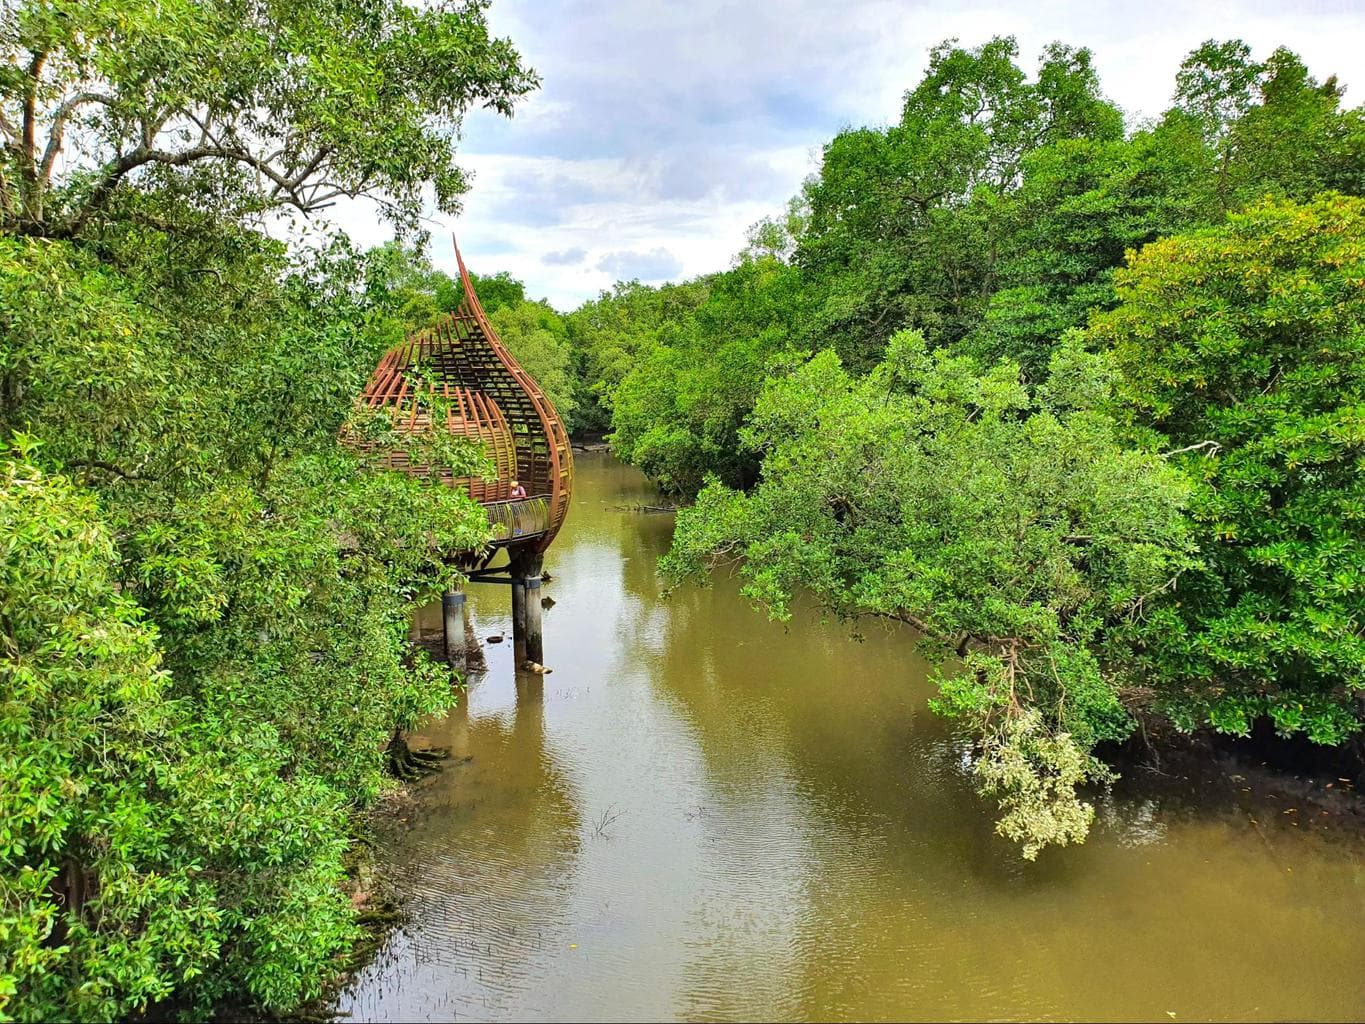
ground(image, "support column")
xmin=511 ymin=575 xmax=527 ymax=664
xmin=510 ymin=550 xmax=544 ymax=667
xmin=523 ymin=575 xmax=543 ymax=666
xmin=442 ymin=587 xmax=466 ymax=670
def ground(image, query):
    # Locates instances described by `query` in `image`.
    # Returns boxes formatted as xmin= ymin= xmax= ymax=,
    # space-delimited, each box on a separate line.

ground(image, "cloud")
xmin=487 ymin=168 xmax=627 ymax=226
xmin=595 ymin=247 xmax=684 ymax=281
xmin=651 ymin=149 xmax=790 ymax=203
xmin=542 ymin=247 xmax=587 ymax=265
xmin=320 ymin=0 xmax=1365 ymax=309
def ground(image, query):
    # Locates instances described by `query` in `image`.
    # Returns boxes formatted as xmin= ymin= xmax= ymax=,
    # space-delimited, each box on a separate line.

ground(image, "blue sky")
xmin=331 ymin=0 xmax=1364 ymax=310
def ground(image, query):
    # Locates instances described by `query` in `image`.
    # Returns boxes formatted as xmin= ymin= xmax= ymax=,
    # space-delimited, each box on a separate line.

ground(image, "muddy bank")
xmin=1105 ymin=721 xmax=1364 ymax=842
xmin=569 ymin=428 xmax=611 ymax=453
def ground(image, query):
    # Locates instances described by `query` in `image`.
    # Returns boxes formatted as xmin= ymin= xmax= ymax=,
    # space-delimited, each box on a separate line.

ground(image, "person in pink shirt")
xmin=509 ymin=479 xmax=527 ymax=499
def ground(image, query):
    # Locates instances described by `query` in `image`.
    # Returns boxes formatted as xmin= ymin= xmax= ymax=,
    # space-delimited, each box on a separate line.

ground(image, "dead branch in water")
xmin=592 ymin=804 xmax=625 ymax=837
xmin=613 ymin=502 xmax=681 ymax=514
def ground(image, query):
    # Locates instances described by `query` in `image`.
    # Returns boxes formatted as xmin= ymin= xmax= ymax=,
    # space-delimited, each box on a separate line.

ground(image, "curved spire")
xmin=448 ymin=235 xmax=574 ymax=552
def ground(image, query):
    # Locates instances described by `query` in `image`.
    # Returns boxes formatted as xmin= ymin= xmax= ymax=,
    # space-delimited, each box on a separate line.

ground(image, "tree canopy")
xmin=0 ymin=0 xmax=536 ymax=1018
xmin=1100 ymin=193 xmax=1365 ymax=744
xmin=0 ymin=0 xmax=537 ymax=237
xmin=566 ymin=37 xmax=1365 ymax=858
xmin=3 ymin=11 xmax=1364 ymax=1014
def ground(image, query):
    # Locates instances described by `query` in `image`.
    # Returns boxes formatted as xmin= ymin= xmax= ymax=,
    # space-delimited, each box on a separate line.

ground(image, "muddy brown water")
xmin=337 ymin=452 xmax=1364 ymax=1023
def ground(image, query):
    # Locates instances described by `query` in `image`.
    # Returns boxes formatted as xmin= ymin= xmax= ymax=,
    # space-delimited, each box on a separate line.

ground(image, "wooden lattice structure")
xmin=349 ymin=242 xmax=574 ymax=567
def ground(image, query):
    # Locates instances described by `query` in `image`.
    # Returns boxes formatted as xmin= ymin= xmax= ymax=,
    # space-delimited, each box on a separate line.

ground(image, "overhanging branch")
xmin=53 ymin=139 xmax=358 ymax=237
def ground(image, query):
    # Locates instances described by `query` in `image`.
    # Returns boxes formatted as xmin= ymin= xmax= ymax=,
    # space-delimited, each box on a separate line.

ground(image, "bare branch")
xmin=52 ymin=139 xmax=362 ymax=237
xmin=68 ymin=458 xmax=158 ymax=482
xmin=289 ymin=146 xmax=333 ymax=191
xmin=1160 ymin=440 xmax=1221 ymax=458
xmin=38 ymin=92 xmax=119 ymax=184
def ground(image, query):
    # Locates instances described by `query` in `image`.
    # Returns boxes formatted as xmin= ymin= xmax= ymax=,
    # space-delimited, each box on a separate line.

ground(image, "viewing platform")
xmin=349 ymin=242 xmax=574 ymax=666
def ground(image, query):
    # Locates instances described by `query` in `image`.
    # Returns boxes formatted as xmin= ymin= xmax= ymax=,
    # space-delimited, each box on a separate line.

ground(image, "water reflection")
xmin=340 ymin=662 xmax=581 ymax=1020
xmin=338 ymin=453 xmax=1365 ymax=1023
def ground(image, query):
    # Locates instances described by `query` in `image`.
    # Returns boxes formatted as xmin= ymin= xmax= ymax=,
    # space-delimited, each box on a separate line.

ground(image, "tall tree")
xmin=1097 ymin=193 xmax=1365 ymax=747
xmin=0 ymin=0 xmax=537 ymax=238
xmin=797 ymin=37 xmax=1123 ymax=368
xmin=663 ymin=332 xmax=1194 ymax=858
xmin=0 ymin=1 xmax=538 ymax=1016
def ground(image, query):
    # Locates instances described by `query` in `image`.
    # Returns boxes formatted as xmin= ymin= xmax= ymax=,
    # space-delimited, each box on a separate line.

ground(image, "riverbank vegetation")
xmin=2 ymin=7 xmax=1362 ymax=1018
xmin=563 ymin=40 xmax=1365 ymax=857
xmin=0 ymin=1 xmax=536 ymax=1019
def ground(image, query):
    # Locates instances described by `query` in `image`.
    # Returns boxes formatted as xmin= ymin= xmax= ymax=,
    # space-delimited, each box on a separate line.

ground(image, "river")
xmin=337 ymin=451 xmax=1364 ymax=1022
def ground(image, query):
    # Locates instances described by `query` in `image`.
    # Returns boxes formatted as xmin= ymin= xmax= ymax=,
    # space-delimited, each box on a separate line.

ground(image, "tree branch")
xmin=20 ymin=50 xmax=48 ymax=188
xmin=69 ymin=458 xmax=158 ymax=482
xmin=1160 ymin=440 xmax=1221 ymax=458
xmin=21 ymin=52 xmax=46 ymax=145
xmin=38 ymin=91 xmax=119 ymax=184
xmin=54 ymin=140 xmax=346 ymax=238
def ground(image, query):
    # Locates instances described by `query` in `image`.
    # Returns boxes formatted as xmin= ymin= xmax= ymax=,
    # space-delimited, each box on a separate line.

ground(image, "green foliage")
xmin=1171 ymin=42 xmax=1365 ymax=214
xmin=795 ymin=37 xmax=1124 ymax=369
xmin=1096 ymin=193 xmax=1365 ymax=745
xmin=0 ymin=221 xmax=493 ymax=1020
xmin=0 ymin=0 xmax=538 ymax=236
xmin=360 ymin=241 xmax=453 ymax=332
xmin=564 ymin=278 xmax=712 ymax=434
xmin=961 ymin=122 xmax=1210 ymax=375
xmin=664 ymin=333 xmax=1195 ymax=855
xmin=0 ymin=0 xmax=535 ymax=1010
xmin=608 ymin=257 xmax=816 ymax=493
xmin=577 ymin=35 xmax=1359 ymax=486
xmin=974 ymin=708 xmax=1107 ymax=860
xmin=0 ymin=450 xmax=359 ymax=1022
xmin=469 ymin=270 xmax=528 ymax=315
xmin=567 ymin=46 xmax=1365 ymax=860
xmin=947 ymin=42 xmax=1363 ymax=377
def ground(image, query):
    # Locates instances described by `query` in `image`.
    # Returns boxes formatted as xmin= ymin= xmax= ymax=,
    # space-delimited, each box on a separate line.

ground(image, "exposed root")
xmin=356 ymin=906 xmax=404 ymax=927
xmin=385 ymin=728 xmax=449 ymax=781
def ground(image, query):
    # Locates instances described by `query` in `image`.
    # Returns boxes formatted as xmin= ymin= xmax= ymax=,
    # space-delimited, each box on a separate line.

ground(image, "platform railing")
xmin=484 ymin=495 xmax=551 ymax=544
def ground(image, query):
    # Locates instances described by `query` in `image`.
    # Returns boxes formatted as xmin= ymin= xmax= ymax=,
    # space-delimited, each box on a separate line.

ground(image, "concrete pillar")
xmin=510 ymin=550 xmax=544 ymax=666
xmin=523 ymin=575 xmax=543 ymax=666
xmin=511 ymin=576 xmax=527 ymax=664
xmin=442 ymin=587 xmax=466 ymax=669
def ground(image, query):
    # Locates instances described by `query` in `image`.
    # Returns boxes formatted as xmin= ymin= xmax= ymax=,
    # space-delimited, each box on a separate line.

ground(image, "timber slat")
xmin=342 ymin=241 xmax=576 ymax=564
